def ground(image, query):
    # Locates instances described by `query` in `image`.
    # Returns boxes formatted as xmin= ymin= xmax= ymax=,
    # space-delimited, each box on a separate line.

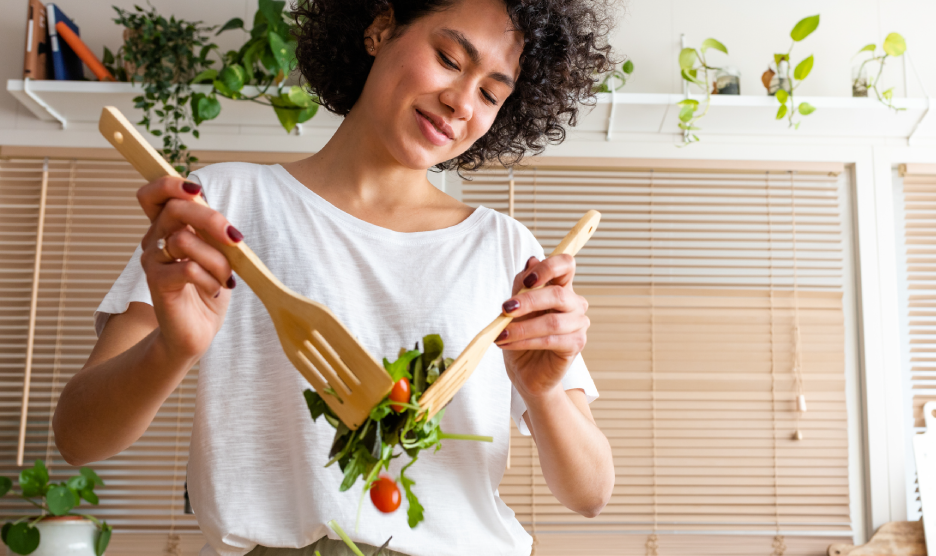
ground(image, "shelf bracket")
xmin=22 ymin=77 xmax=67 ymax=130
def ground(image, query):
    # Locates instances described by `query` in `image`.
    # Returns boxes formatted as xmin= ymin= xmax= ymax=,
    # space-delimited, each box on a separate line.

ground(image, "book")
xmin=55 ymin=20 xmax=114 ymax=81
xmin=22 ymin=0 xmax=51 ymax=79
xmin=46 ymin=3 xmax=82 ymax=80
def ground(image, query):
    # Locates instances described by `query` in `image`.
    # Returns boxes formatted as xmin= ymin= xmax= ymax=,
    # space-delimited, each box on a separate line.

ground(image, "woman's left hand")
xmin=496 ymin=254 xmax=590 ymax=402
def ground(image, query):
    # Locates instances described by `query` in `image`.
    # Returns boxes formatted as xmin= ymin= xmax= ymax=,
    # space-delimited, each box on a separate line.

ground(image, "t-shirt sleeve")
xmin=92 ymin=173 xmax=206 ymax=337
xmin=508 ymin=224 xmax=600 ymax=436
xmin=93 ymin=243 xmax=152 ymax=337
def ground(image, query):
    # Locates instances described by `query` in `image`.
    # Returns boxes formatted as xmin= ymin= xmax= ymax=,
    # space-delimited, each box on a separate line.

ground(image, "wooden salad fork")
xmin=418 ymin=210 xmax=601 ymax=420
xmin=98 ymin=106 xmax=393 ymax=430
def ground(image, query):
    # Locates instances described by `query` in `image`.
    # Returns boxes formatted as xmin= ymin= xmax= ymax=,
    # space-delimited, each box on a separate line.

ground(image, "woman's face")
xmin=356 ymin=0 xmax=524 ymax=170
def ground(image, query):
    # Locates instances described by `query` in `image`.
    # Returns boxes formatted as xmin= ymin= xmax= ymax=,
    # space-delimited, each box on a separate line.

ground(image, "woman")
xmin=53 ymin=0 xmax=616 ymax=554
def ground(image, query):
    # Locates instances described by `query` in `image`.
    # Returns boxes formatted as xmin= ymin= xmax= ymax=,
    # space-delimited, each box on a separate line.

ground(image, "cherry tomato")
xmin=370 ymin=475 xmax=401 ymax=513
xmin=389 ymin=377 xmax=410 ymax=413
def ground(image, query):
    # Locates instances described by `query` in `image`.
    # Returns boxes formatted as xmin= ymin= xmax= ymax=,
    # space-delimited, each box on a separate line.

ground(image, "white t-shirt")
xmin=94 ymin=162 xmax=598 ymax=556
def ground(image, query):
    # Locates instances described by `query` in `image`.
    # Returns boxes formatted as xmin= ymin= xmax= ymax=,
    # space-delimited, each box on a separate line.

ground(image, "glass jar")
xmin=852 ymin=63 xmax=870 ymax=97
xmin=715 ymin=66 xmax=740 ymax=95
xmin=768 ymin=60 xmax=791 ymax=96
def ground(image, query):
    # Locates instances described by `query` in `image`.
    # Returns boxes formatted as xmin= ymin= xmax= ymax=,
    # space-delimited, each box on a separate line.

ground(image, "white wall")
xmin=3 ymin=0 xmax=936 ymax=132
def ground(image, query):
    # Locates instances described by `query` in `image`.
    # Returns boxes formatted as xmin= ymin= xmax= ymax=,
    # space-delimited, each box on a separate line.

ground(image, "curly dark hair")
xmin=292 ymin=0 xmax=617 ymax=172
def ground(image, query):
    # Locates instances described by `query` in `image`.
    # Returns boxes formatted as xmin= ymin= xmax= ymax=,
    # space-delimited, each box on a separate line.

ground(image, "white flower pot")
xmin=5 ymin=516 xmax=99 ymax=556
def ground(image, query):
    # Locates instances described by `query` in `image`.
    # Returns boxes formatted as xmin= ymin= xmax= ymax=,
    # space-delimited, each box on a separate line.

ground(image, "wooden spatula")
xmin=418 ymin=210 xmax=601 ymax=420
xmin=98 ymin=106 xmax=392 ymax=430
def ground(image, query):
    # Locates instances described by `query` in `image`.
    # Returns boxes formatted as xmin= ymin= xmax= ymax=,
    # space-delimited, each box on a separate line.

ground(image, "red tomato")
xmin=389 ymin=377 xmax=410 ymax=412
xmin=370 ymin=475 xmax=401 ymax=513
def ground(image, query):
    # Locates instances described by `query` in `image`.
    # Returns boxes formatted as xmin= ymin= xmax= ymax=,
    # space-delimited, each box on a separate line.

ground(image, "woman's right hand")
xmin=137 ymin=176 xmax=243 ymax=361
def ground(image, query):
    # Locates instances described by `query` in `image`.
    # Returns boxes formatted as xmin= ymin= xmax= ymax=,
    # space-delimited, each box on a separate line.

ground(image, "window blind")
xmin=0 ymin=159 xmax=200 ymax=547
xmin=896 ymin=163 xmax=936 ymax=519
xmin=465 ymin=163 xmax=853 ymax=555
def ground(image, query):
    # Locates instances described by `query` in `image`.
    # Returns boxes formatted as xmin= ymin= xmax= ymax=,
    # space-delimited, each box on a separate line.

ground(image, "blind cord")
xmin=790 ymin=172 xmax=806 ymax=439
xmin=768 ymin=172 xmax=786 ymax=556
xmin=45 ymin=161 xmax=76 ymax=477
xmin=646 ymin=170 xmax=659 ymax=556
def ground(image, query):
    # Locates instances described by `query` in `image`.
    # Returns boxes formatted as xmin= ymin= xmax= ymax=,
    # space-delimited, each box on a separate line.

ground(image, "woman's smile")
xmin=414 ymin=108 xmax=454 ymax=146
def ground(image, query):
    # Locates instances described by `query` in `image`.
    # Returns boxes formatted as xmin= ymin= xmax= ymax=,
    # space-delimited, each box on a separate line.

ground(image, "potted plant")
xmin=852 ymin=33 xmax=907 ymax=111
xmin=769 ymin=14 xmax=820 ymax=129
xmin=1 ymin=460 xmax=111 ymax=556
xmin=104 ymin=0 xmax=319 ymax=176
xmin=676 ymin=37 xmax=728 ymax=145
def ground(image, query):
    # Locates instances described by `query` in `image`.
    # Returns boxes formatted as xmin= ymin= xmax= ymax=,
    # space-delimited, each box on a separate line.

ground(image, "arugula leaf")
xmin=304 ymin=389 xmax=328 ymax=421
xmin=383 ymin=350 xmax=421 ymax=382
xmin=399 ymin=458 xmax=424 ymax=528
xmin=339 ymin=446 xmax=372 ymax=492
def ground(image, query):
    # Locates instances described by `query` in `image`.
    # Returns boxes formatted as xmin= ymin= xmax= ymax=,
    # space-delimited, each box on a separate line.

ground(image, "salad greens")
xmin=304 ymin=334 xmax=492 ymax=530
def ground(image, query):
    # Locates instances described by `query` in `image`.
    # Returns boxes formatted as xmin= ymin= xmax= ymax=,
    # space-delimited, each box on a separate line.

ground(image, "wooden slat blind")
xmin=467 ymin=165 xmax=852 ymax=554
xmin=897 ymin=164 xmax=936 ymax=519
xmin=0 ymin=159 xmax=199 ymax=538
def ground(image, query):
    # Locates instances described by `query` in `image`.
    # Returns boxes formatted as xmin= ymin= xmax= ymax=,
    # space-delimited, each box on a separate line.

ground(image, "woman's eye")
xmin=481 ymin=90 xmax=498 ymax=106
xmin=438 ymin=52 xmax=458 ymax=70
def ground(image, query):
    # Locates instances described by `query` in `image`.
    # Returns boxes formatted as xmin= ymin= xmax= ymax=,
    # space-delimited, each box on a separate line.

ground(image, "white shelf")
xmin=4 ymin=79 xmax=936 ymax=152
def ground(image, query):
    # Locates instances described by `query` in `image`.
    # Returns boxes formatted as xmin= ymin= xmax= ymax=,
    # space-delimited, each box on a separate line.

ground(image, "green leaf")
xmin=774 ymin=53 xmax=790 ymax=67
xmin=798 ymin=102 xmax=816 ymax=115
xmin=622 ymin=59 xmax=634 ymax=74
xmin=216 ymin=17 xmax=244 ymax=35
xmin=678 ymin=104 xmax=695 ymax=123
xmin=259 ymin=0 xmax=289 ymax=36
xmin=19 ymin=470 xmax=41 ymax=498
xmin=191 ymin=68 xmax=218 ymax=84
xmin=400 ymin=459 xmax=424 ymax=528
xmin=80 ymin=488 xmax=99 ymax=505
xmin=678 ymin=48 xmax=698 ymax=71
xmin=794 ymin=55 xmax=814 ymax=81
xmin=0 ymin=476 xmax=11 ymax=497
xmin=790 ymin=14 xmax=820 ymax=42
xmin=272 ymin=103 xmax=300 ymax=133
xmin=220 ymin=64 xmax=246 ymax=92
xmin=701 ymin=38 xmax=728 ymax=55
xmin=383 ymin=350 xmax=422 ymax=383
xmin=883 ymin=32 xmax=906 ymax=57
xmin=776 ymin=104 xmax=788 ymax=120
xmin=46 ymin=485 xmax=77 ymax=516
xmin=198 ymin=95 xmax=221 ymax=121
xmin=883 ymin=87 xmax=894 ymax=100
xmin=680 ymin=69 xmax=702 ymax=86
xmin=676 ymin=98 xmax=699 ymax=107
xmin=66 ymin=475 xmax=89 ymax=492
xmin=304 ymin=389 xmax=329 ymax=421
xmin=339 ymin=447 xmax=371 ymax=492
xmin=297 ymin=104 xmax=318 ymax=124
xmin=33 ymin=460 xmax=48 ymax=486
xmin=856 ymin=43 xmax=876 ymax=56
xmin=287 ymin=86 xmax=314 ymax=107
xmin=94 ymin=522 xmax=112 ymax=556
xmin=80 ymin=467 xmax=105 ymax=488
xmin=5 ymin=522 xmax=40 ymax=555
xmin=775 ymin=89 xmax=789 ymax=104
xmin=677 ymin=123 xmax=701 ymax=131
xmin=212 ymin=79 xmax=239 ymax=99
xmin=268 ymin=31 xmax=296 ymax=75
xmin=1 ymin=522 xmax=10 ymax=544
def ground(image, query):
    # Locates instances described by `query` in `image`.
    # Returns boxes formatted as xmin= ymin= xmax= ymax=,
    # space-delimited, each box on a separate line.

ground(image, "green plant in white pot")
xmin=1 ymin=460 xmax=111 ymax=556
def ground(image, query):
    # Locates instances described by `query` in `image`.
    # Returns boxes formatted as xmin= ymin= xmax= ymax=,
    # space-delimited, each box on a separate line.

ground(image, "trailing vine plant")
xmin=594 ymin=58 xmax=634 ymax=92
xmin=190 ymin=0 xmax=318 ymax=135
xmin=104 ymin=4 xmax=219 ymax=175
xmin=853 ymin=33 xmax=907 ymax=112
xmin=676 ymin=38 xmax=728 ymax=145
xmin=772 ymin=15 xmax=820 ymax=129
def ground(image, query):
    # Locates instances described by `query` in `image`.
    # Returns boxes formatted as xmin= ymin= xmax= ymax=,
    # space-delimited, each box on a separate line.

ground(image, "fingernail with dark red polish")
xmin=182 ymin=181 xmax=201 ymax=195
xmin=523 ymin=273 xmax=538 ymax=289
xmin=495 ymin=330 xmax=508 ymax=342
xmin=226 ymin=275 xmax=236 ymax=289
xmin=503 ymin=299 xmax=519 ymax=313
xmin=214 ymin=291 xmax=221 ymax=298
xmin=226 ymin=225 xmax=243 ymax=243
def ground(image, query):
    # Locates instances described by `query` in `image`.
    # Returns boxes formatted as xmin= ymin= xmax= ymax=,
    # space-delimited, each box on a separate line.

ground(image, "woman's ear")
xmin=363 ymin=7 xmax=395 ymax=56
